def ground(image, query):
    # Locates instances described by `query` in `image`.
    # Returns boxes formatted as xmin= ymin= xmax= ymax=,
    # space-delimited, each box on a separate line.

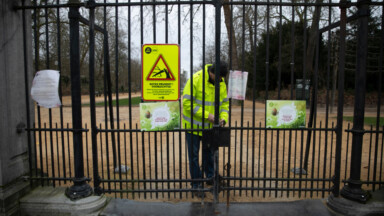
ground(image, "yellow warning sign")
xmin=142 ymin=44 xmax=180 ymax=101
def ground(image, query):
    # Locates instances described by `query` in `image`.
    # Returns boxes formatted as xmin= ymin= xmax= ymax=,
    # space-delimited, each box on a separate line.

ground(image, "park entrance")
xmin=18 ymin=0 xmax=383 ymax=203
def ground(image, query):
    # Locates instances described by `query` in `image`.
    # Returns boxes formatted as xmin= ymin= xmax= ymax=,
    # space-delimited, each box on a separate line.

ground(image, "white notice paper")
xmin=228 ymin=70 xmax=248 ymax=100
xmin=31 ymin=70 xmax=61 ymax=108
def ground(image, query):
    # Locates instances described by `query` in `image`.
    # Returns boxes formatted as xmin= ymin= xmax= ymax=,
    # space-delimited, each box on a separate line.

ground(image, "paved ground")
xmin=100 ymin=199 xmax=334 ymax=216
xmin=20 ymin=187 xmax=384 ymax=215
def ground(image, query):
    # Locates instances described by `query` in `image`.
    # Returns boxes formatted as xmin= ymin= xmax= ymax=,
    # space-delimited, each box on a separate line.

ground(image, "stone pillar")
xmin=0 ymin=0 xmax=33 ymax=215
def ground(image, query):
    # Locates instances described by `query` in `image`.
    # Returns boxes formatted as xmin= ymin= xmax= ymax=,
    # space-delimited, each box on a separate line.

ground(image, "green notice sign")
xmin=266 ymin=100 xmax=306 ymax=128
xmin=140 ymin=101 xmax=180 ymax=131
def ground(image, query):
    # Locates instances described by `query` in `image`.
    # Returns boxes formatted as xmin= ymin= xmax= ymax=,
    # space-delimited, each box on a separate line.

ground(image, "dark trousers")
xmin=186 ymin=132 xmax=214 ymax=188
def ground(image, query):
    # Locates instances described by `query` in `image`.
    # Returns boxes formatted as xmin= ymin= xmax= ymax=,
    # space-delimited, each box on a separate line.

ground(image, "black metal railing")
xmin=18 ymin=0 xmax=384 ymax=203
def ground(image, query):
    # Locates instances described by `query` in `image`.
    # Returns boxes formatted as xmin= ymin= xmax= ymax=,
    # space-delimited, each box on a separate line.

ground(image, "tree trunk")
xmin=305 ymin=0 xmax=323 ymax=75
xmin=223 ymin=0 xmax=239 ymax=70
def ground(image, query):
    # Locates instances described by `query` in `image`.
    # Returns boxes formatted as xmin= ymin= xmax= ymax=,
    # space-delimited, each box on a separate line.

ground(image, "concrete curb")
xmin=20 ymin=187 xmax=108 ymax=216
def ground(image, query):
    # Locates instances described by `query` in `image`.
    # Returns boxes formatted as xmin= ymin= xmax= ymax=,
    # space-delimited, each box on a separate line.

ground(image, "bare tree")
xmin=223 ymin=0 xmax=239 ymax=70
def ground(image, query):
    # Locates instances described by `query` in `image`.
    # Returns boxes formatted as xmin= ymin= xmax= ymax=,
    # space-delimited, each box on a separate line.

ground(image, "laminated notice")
xmin=31 ymin=70 xmax=61 ymax=108
xmin=227 ymin=70 xmax=248 ymax=100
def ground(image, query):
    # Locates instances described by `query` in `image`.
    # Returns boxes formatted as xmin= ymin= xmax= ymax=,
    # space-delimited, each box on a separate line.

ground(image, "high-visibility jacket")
xmin=182 ymin=64 xmax=229 ymax=136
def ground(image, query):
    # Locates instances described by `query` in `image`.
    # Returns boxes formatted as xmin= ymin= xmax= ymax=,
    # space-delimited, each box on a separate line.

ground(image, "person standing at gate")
xmin=182 ymin=61 xmax=229 ymax=196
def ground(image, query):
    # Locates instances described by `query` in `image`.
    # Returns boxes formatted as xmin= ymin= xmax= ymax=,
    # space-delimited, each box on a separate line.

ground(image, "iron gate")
xmin=18 ymin=0 xmax=384 ymax=203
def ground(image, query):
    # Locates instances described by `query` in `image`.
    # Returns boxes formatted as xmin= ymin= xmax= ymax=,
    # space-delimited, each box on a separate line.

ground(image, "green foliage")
xmin=245 ymin=13 xmax=383 ymax=95
xmin=344 ymin=10 xmax=383 ymax=91
xmin=343 ymin=116 xmax=384 ymax=127
xmin=245 ymin=21 xmax=328 ymax=93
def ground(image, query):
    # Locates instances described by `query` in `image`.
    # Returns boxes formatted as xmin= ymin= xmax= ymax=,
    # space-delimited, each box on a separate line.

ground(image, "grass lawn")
xmin=343 ymin=116 xmax=384 ymax=127
xmin=84 ymin=96 xmax=142 ymax=107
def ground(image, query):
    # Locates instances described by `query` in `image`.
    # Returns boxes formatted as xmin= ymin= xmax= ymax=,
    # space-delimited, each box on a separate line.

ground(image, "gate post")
xmin=213 ymin=0 xmax=223 ymax=204
xmin=65 ymin=0 xmax=93 ymax=200
xmin=340 ymin=0 xmax=370 ymax=203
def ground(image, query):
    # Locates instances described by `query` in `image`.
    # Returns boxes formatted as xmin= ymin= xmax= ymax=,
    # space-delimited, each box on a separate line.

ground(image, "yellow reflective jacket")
xmin=182 ymin=64 xmax=229 ymax=136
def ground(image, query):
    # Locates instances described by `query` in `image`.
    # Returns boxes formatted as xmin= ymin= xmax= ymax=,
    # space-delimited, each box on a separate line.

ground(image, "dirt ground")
xmin=32 ymin=93 xmax=384 ymax=203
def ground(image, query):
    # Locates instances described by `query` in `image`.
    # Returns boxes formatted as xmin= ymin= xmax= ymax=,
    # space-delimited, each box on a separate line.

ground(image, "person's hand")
xmin=219 ymin=119 xmax=226 ymax=127
xmin=208 ymin=114 xmax=215 ymax=123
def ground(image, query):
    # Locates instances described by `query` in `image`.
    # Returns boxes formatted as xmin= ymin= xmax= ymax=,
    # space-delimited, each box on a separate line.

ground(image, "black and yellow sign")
xmin=142 ymin=44 xmax=180 ymax=101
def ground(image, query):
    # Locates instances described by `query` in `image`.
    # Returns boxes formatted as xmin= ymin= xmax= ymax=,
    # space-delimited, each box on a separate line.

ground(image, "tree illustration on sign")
xmin=152 ymin=67 xmax=171 ymax=79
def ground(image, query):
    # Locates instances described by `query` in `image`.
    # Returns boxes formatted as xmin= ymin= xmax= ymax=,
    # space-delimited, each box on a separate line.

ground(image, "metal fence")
xmin=18 ymin=0 xmax=383 ymax=203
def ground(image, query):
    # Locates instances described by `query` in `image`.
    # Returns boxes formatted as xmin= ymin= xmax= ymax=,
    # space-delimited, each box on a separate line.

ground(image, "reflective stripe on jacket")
xmin=182 ymin=64 xmax=229 ymax=136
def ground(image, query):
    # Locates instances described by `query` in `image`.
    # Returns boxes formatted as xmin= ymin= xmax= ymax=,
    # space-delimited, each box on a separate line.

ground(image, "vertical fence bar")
xmin=33 ymin=0 xmax=44 ymax=186
xmin=177 ymin=0 xmax=182 ymax=199
xmin=250 ymin=2 xmax=258 ymax=198
xmin=33 ymin=123 xmax=38 ymax=179
xmin=330 ymin=123 xmax=334 ymax=184
xmin=114 ymin=0 xmax=123 ymax=197
xmin=99 ymin=124 xmax=105 ymax=191
xmin=234 ymin=122 xmax=238 ymax=196
xmin=172 ymin=132 xmax=175 ymax=198
xmin=368 ymin=125 xmax=373 ymax=185
xmin=290 ymin=2 xmax=295 ymax=99
xmin=201 ymin=0 xmax=206 ymax=191
xmin=43 ymin=0 xmax=56 ymax=188
xmin=127 ymin=0 xmax=135 ymax=200
xmin=246 ymin=123 xmax=250 ymax=194
xmin=258 ymin=122 xmax=261 ymax=196
xmin=85 ymin=124 xmax=90 ymax=178
xmin=65 ymin=0 xmax=92 ymax=200
xmin=160 ymin=133 xmax=164 ymax=198
xmin=302 ymin=1 xmax=308 ymax=100
xmin=269 ymin=130 xmax=273 ymax=197
xmin=299 ymin=129 xmax=304 ymax=197
xmin=322 ymin=0 xmax=332 ymax=198
xmin=372 ymin=3 xmax=384 ymax=192
xmin=88 ymin=0 xmax=101 ymax=194
xmin=123 ymin=124 xmax=127 ymax=198
xmin=287 ymin=129 xmax=292 ymax=197
xmin=167 ymin=132 xmax=170 ymax=198
xmin=102 ymin=0 xmax=111 ymax=192
xmin=56 ymin=0 xmax=66 ymax=185
xmin=55 ymin=123 xmax=60 ymax=184
xmin=213 ymin=0 xmax=222 ymax=203
xmin=44 ymin=124 xmax=48 ymax=182
xmin=276 ymin=26 xmax=281 ymax=187
xmin=148 ymin=133 xmax=152 ymax=199
xmin=21 ymin=0 xmax=33 ymax=186
xmin=154 ymin=132 xmax=158 ymax=198
xmin=278 ymin=0 xmax=282 ymax=99
xmin=188 ymin=1 xmax=194 ymax=199
xmin=67 ymin=123 xmax=72 ymax=178
xmin=141 ymin=132 xmax=146 ymax=199
xmin=135 ymin=124 xmax=140 ymax=198
xmin=332 ymin=0 xmax=347 ymax=198
xmin=225 ymin=0 xmax=234 ymax=202
xmin=310 ymin=26 xmax=321 ymax=197
xmin=345 ymin=124 xmax=351 ymax=180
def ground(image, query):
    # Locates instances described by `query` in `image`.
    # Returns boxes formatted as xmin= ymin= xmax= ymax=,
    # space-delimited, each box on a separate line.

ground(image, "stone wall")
xmin=0 ymin=0 xmax=33 ymax=215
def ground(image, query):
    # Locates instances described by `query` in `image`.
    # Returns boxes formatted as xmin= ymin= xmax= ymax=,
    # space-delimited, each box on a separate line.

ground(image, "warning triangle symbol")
xmin=146 ymin=55 xmax=175 ymax=81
